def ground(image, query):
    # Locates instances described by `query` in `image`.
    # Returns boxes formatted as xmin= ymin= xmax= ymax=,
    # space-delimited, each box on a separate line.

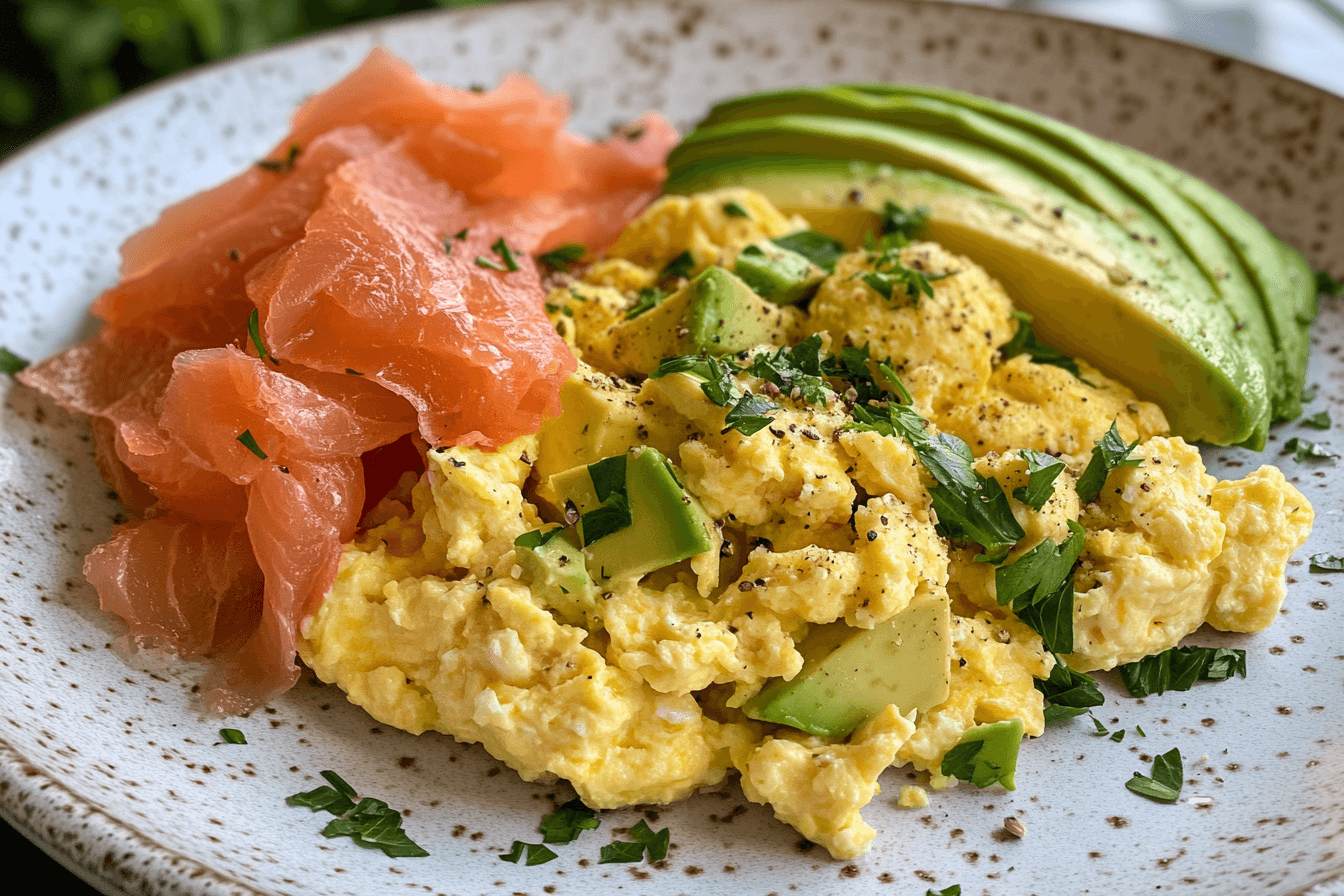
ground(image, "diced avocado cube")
xmin=940 ymin=719 xmax=1024 ymax=790
xmin=602 ymin=266 xmax=792 ymax=376
xmin=743 ymin=597 xmax=952 ymax=738
xmin=514 ymin=526 xmax=599 ymax=628
xmin=549 ymin=447 xmax=714 ymax=583
xmin=734 ymin=241 xmax=827 ymax=304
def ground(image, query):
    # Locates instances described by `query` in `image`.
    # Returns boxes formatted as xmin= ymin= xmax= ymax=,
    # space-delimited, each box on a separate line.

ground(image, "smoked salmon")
xmin=18 ymin=48 xmax=677 ymax=713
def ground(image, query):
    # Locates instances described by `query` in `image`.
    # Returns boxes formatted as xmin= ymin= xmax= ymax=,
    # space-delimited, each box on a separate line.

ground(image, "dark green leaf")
xmin=0 ymin=347 xmax=29 ymax=375
xmin=722 ymin=200 xmax=749 ymax=218
xmin=538 ymin=243 xmax=586 ymax=272
xmin=1317 ymin=269 xmax=1344 ymax=297
xmin=1000 ymin=310 xmax=1087 ymax=381
xmin=1034 ymin=653 xmax=1103 ymax=723
xmin=1119 ymin=646 xmax=1246 ymax=698
xmin=1075 ymin=421 xmax=1142 ymax=503
xmin=580 ymin=493 xmax=632 ymax=544
xmin=660 ymin=250 xmax=694 ymax=280
xmin=500 ymin=841 xmax=557 ymax=865
xmin=745 ymin=338 xmax=831 ymax=406
xmin=1042 ymin=704 xmax=1090 ymax=724
xmin=1309 ymin=553 xmax=1344 ymax=572
xmin=475 ymin=255 xmax=507 ymax=271
xmin=219 ymin=728 xmax=246 ymax=744
xmin=723 ymin=393 xmax=779 ymax=436
xmin=925 ymin=888 xmax=961 ymax=896
xmin=1136 ymin=725 xmax=1146 ymax=737
xmin=1302 ymin=383 xmax=1320 ymax=403
xmin=256 ymin=144 xmax=300 ymax=173
xmin=1005 ymin=525 xmax=1084 ymax=656
xmin=1302 ymin=411 xmax=1331 ymax=429
xmin=599 ymin=840 xmax=648 ymax=863
xmin=515 ymin=526 xmax=567 ymax=551
xmin=321 ymin=770 xmax=358 ymax=800
xmin=491 ymin=237 xmax=521 ymax=272
xmin=287 ymin=785 xmax=356 ymax=816
xmin=1126 ymin=748 xmax=1182 ymax=802
xmin=939 ymin=739 xmax=985 ymax=782
xmin=1090 ymin=716 xmax=1110 ymax=737
xmin=771 ymin=230 xmax=845 ymax=273
xmin=1284 ymin=437 xmax=1338 ymax=462
xmin=587 ymin=454 xmax=627 ymax=502
xmin=625 ymin=287 xmax=667 ymax=319
xmin=1012 ymin=450 xmax=1066 ymax=511
xmin=1110 ymin=729 xmax=1126 ymax=743
xmin=236 ymin=430 xmax=267 ymax=460
xmin=247 ymin=308 xmax=277 ymax=365
xmin=876 ymin=200 xmax=929 ymax=244
xmin=539 ymin=798 xmax=600 ymax=844
xmin=627 ymin=819 xmax=670 ymax=861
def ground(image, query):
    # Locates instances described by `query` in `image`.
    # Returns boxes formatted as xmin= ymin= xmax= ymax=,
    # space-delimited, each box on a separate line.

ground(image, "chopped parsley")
xmin=236 ymin=430 xmax=267 ymax=460
xmin=1012 ymin=449 xmax=1066 ymax=511
xmin=598 ymin=820 xmax=669 ymax=864
xmin=0 ymin=347 xmax=29 ymax=375
xmin=722 ymin=200 xmax=750 ymax=218
xmin=218 ymin=728 xmax=246 ymax=744
xmin=650 ymin=354 xmax=779 ymax=436
xmin=288 ymin=770 xmax=427 ymax=858
xmin=1034 ymin=653 xmax=1103 ymax=724
xmin=1000 ymin=310 xmax=1086 ymax=381
xmin=770 ymin=230 xmax=845 ymax=273
xmin=442 ymin=229 xmax=468 ymax=255
xmin=1118 ymin=645 xmax=1246 ymax=698
xmin=995 ymin=521 xmax=1085 ymax=654
xmin=1126 ymin=748 xmax=1183 ymax=802
xmin=255 ymin=144 xmax=300 ymax=173
xmin=578 ymin=454 xmax=634 ymax=543
xmin=624 ymin=287 xmax=668 ymax=320
xmin=1309 ymin=553 xmax=1344 ymax=572
xmin=847 ymin=401 xmax=1025 ymax=562
xmin=1283 ymin=436 xmax=1338 ymax=462
xmin=247 ymin=308 xmax=278 ymax=366
xmin=500 ymin=841 xmax=558 ymax=865
xmin=858 ymin=246 xmax=949 ymax=306
xmin=660 ymin=250 xmax=695 ymax=281
xmin=474 ymin=255 xmax=507 ymax=271
xmin=1302 ymin=410 xmax=1331 ymax=429
xmin=1317 ymin=269 xmax=1344 ymax=297
xmin=538 ymin=243 xmax=586 ymax=272
xmin=1302 ymin=383 xmax=1320 ymax=403
xmin=745 ymin=335 xmax=833 ymax=405
xmin=1075 ymin=421 xmax=1142 ymax=503
xmin=875 ymin=200 xmax=929 ymax=247
xmin=491 ymin=237 xmax=521 ymax=272
xmin=926 ymin=888 xmax=961 ymax=896
xmin=539 ymin=798 xmax=601 ymax=844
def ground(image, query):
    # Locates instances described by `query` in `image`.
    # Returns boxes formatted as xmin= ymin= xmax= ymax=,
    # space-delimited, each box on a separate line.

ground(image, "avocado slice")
xmin=743 ymin=596 xmax=952 ymax=739
xmin=514 ymin=526 xmax=599 ymax=628
xmin=841 ymin=83 xmax=1307 ymax=421
xmin=603 ymin=265 xmax=792 ymax=376
xmin=549 ymin=447 xmax=715 ymax=583
xmin=941 ymin=719 xmax=1024 ymax=790
xmin=734 ymin=240 xmax=826 ymax=304
xmin=667 ymin=155 xmax=1266 ymax=448
xmin=696 ymin=86 xmax=1286 ymax=422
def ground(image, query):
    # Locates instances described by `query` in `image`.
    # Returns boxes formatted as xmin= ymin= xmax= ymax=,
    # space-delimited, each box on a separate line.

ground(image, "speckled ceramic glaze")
xmin=2 ymin=2 xmax=1343 ymax=894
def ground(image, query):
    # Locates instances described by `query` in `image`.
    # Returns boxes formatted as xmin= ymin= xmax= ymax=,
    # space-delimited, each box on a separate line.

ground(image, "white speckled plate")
xmin=2 ymin=2 xmax=1343 ymax=894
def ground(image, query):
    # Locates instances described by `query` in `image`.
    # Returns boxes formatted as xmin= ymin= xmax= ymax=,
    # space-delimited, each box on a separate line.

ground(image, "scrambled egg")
xmin=300 ymin=188 xmax=1313 ymax=860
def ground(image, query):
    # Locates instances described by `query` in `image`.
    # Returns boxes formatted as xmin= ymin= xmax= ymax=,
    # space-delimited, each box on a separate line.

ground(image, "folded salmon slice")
xmin=20 ymin=49 xmax=677 ymax=713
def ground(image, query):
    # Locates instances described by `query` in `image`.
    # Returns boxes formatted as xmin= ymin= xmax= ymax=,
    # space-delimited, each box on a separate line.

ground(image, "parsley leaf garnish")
xmin=288 ymin=772 xmax=427 ymax=858
xmin=1000 ymin=310 xmax=1087 ymax=381
xmin=236 ymin=430 xmax=267 ymax=460
xmin=996 ymin=521 xmax=1085 ymax=654
xmin=500 ymin=841 xmax=558 ymax=865
xmin=475 ymin=255 xmax=507 ymax=271
xmin=650 ymin=354 xmax=781 ymax=436
xmin=578 ymin=455 xmax=633 ymax=544
xmin=723 ymin=393 xmax=778 ymax=436
xmin=219 ymin=728 xmax=246 ymax=744
xmin=858 ymin=247 xmax=949 ymax=306
xmin=925 ymin=888 xmax=961 ymax=896
xmin=1302 ymin=383 xmax=1320 ymax=403
xmin=771 ymin=230 xmax=846 ymax=273
xmin=0 ymin=347 xmax=30 ymax=375
xmin=876 ymin=199 xmax=929 ymax=246
xmin=722 ymin=200 xmax=749 ymax=218
xmin=538 ymin=243 xmax=586 ymax=272
xmin=539 ymin=798 xmax=601 ymax=844
xmin=1309 ymin=553 xmax=1344 ymax=572
xmin=1118 ymin=646 xmax=1247 ymax=698
xmin=247 ymin=308 xmax=278 ymax=366
xmin=660 ymin=250 xmax=695 ymax=281
xmin=625 ymin=287 xmax=667 ymax=320
xmin=745 ymin=335 xmax=832 ymax=405
xmin=599 ymin=840 xmax=647 ymax=863
xmin=1302 ymin=410 xmax=1331 ymax=429
xmin=255 ymin=144 xmax=300 ymax=173
xmin=1126 ymin=748 xmax=1183 ymax=802
xmin=1034 ymin=653 xmax=1103 ymax=724
xmin=847 ymin=402 xmax=1025 ymax=562
xmin=1075 ymin=421 xmax=1142 ymax=503
xmin=1012 ymin=449 xmax=1066 ymax=511
xmin=1317 ymin=269 xmax=1344 ymax=297
xmin=598 ymin=820 xmax=669 ymax=864
xmin=1284 ymin=436 xmax=1338 ymax=462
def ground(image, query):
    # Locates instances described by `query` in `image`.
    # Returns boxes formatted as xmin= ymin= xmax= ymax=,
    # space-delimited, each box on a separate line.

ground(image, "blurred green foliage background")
xmin=1 ymin=0 xmax=495 ymax=155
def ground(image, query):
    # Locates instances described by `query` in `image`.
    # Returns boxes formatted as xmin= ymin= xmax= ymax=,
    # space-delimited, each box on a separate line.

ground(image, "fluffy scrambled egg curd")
xmin=299 ymin=188 xmax=1314 ymax=860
